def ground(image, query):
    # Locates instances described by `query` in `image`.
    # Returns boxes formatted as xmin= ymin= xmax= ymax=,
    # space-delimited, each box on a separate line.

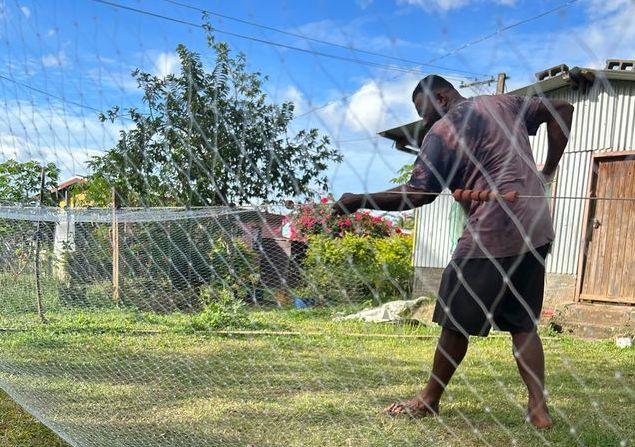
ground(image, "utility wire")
xmin=161 ymin=0 xmax=491 ymax=78
xmin=90 ymin=0 xmax=475 ymax=80
xmin=0 ymin=73 xmax=104 ymax=114
xmin=431 ymin=0 xmax=579 ymax=64
xmin=0 ymin=73 xmax=138 ymax=121
xmin=294 ymin=0 xmax=579 ymax=119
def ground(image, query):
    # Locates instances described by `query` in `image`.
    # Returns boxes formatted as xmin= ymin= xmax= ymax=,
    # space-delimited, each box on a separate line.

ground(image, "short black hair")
xmin=412 ymin=75 xmax=455 ymax=101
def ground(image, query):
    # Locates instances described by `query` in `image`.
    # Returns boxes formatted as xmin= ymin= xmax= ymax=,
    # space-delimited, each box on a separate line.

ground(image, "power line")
xmin=161 ymin=0 xmax=491 ymax=78
xmin=294 ymin=0 xmax=579 ymax=119
xmin=0 ymin=73 xmax=103 ymax=114
xmin=90 ymin=0 xmax=476 ymax=79
xmin=431 ymin=0 xmax=579 ymax=64
xmin=0 ymin=73 xmax=140 ymax=122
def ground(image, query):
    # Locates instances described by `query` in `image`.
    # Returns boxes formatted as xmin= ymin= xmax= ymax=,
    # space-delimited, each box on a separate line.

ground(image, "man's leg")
xmin=384 ymin=327 xmax=469 ymax=416
xmin=511 ymin=330 xmax=553 ymax=428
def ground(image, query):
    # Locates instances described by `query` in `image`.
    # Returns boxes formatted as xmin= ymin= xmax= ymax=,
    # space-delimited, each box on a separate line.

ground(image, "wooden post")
xmin=34 ymin=166 xmax=47 ymax=324
xmin=496 ymin=72 xmax=507 ymax=95
xmin=112 ymin=187 xmax=121 ymax=306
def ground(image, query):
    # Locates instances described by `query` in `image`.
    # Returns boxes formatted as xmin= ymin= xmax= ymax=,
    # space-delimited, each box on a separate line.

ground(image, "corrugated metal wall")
xmin=413 ymin=79 xmax=635 ymax=274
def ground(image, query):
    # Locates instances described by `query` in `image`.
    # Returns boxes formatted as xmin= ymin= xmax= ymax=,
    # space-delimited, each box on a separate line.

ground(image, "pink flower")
xmin=320 ymin=197 xmax=329 ymax=204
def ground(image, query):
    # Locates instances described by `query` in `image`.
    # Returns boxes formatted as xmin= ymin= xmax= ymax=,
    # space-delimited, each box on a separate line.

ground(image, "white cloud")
xmin=154 ymin=52 xmax=179 ymax=78
xmin=575 ymin=0 xmax=635 ymax=68
xmin=289 ymin=18 xmax=428 ymax=53
xmin=398 ymin=0 xmax=516 ymax=12
xmin=20 ymin=5 xmax=30 ymax=18
xmin=42 ymin=50 xmax=68 ymax=68
xmin=0 ymin=100 xmax=127 ymax=178
xmin=317 ymin=74 xmax=420 ymax=135
xmin=279 ymin=85 xmax=306 ymax=114
xmin=86 ymin=67 xmax=140 ymax=94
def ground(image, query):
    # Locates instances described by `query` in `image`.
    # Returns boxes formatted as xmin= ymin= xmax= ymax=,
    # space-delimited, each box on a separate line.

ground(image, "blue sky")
xmin=0 ymin=0 xmax=633 ymax=200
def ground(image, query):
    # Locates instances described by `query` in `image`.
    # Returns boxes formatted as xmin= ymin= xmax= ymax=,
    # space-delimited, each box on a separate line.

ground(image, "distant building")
xmin=50 ymin=175 xmax=88 ymax=207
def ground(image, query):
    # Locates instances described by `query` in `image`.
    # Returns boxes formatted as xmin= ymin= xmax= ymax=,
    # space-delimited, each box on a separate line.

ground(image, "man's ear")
xmin=435 ymin=91 xmax=446 ymax=109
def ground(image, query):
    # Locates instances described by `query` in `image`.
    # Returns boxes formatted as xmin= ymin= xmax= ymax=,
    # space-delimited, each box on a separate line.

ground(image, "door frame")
xmin=575 ymin=150 xmax=635 ymax=303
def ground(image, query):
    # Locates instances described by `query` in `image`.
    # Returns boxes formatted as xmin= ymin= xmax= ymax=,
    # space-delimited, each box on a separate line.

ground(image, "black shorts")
xmin=432 ymin=244 xmax=551 ymax=336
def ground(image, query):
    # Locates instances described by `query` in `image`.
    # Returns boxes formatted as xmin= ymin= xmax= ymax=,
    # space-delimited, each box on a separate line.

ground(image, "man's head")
xmin=412 ymin=75 xmax=461 ymax=128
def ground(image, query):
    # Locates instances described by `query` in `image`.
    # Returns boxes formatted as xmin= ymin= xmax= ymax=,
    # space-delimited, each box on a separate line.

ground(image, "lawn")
xmin=0 ymin=307 xmax=632 ymax=447
xmin=0 ymin=388 xmax=68 ymax=446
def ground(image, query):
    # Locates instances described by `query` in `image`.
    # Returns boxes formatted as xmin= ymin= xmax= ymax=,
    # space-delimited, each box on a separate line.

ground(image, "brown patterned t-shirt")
xmin=408 ymin=94 xmax=554 ymax=259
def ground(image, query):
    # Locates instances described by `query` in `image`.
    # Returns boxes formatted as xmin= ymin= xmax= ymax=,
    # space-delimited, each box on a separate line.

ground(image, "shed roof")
xmin=509 ymin=68 xmax=635 ymax=96
xmin=377 ymin=120 xmax=426 ymax=155
xmin=379 ymin=62 xmax=635 ymax=153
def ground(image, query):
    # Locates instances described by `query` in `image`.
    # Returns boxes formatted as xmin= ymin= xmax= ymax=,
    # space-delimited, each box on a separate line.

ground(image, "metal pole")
xmin=34 ymin=166 xmax=47 ymax=324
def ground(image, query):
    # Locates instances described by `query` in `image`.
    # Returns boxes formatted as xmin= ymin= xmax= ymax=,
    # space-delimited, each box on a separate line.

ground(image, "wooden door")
xmin=579 ymin=154 xmax=635 ymax=304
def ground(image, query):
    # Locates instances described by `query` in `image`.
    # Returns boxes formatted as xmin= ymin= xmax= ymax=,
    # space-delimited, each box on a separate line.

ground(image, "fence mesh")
xmin=0 ymin=0 xmax=634 ymax=446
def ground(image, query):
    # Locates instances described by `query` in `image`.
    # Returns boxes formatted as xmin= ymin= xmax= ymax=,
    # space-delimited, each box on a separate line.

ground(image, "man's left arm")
xmin=332 ymin=184 xmax=433 ymax=215
xmin=524 ymin=97 xmax=574 ymax=180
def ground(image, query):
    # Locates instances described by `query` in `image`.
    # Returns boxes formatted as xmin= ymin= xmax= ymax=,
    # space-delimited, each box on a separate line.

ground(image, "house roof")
xmin=51 ymin=176 xmax=86 ymax=193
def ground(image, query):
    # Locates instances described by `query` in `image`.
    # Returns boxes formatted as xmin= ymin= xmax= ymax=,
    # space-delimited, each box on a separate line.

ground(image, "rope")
xmin=377 ymin=190 xmax=635 ymax=202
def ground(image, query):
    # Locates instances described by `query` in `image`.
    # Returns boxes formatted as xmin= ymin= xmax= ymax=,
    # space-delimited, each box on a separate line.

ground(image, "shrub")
xmin=208 ymin=237 xmax=260 ymax=301
xmin=192 ymin=287 xmax=252 ymax=330
xmin=59 ymin=280 xmax=114 ymax=309
xmin=120 ymin=277 xmax=199 ymax=313
xmin=297 ymin=233 xmax=413 ymax=305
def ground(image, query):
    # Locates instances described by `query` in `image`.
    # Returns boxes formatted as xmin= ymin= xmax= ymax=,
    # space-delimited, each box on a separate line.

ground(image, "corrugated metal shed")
xmin=404 ymin=68 xmax=635 ymax=274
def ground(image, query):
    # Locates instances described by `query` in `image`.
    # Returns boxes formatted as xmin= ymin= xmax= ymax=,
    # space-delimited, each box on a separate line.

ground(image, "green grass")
xmin=0 ymin=306 xmax=633 ymax=446
xmin=0 ymin=388 xmax=68 ymax=446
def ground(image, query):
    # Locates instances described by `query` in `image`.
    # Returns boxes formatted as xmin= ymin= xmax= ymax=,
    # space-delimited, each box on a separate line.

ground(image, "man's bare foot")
xmin=527 ymin=399 xmax=553 ymax=429
xmin=383 ymin=393 xmax=439 ymax=418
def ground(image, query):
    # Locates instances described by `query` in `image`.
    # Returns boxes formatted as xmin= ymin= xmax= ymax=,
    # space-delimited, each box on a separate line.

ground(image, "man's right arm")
xmin=332 ymin=130 xmax=456 ymax=215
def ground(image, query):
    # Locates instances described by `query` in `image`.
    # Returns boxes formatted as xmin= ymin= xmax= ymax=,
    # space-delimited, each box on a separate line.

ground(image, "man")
xmin=332 ymin=75 xmax=574 ymax=429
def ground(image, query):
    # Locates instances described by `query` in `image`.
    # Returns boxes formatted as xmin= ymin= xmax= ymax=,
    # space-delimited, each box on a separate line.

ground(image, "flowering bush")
xmin=286 ymin=198 xmax=400 ymax=241
xmin=296 ymin=233 xmax=413 ymax=304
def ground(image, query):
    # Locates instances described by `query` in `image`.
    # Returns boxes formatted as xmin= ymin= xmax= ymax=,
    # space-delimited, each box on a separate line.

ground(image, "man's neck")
xmin=446 ymin=92 xmax=467 ymax=110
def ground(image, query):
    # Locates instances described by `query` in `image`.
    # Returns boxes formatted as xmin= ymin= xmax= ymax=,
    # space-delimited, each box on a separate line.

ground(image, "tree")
xmin=0 ymin=159 xmax=59 ymax=205
xmin=390 ymin=162 xmax=414 ymax=185
xmin=88 ymin=31 xmax=341 ymax=207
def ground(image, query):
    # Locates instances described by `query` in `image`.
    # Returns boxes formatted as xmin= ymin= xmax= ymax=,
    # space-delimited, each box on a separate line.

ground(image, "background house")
xmin=381 ymin=59 xmax=635 ymax=314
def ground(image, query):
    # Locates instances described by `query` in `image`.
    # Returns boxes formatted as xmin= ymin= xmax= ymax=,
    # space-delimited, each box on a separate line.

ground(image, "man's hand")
xmin=538 ymin=170 xmax=556 ymax=185
xmin=331 ymin=193 xmax=360 ymax=216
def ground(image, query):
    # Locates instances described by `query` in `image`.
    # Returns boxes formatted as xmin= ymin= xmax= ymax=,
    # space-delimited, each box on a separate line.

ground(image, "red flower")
xmin=320 ymin=197 xmax=329 ymax=204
